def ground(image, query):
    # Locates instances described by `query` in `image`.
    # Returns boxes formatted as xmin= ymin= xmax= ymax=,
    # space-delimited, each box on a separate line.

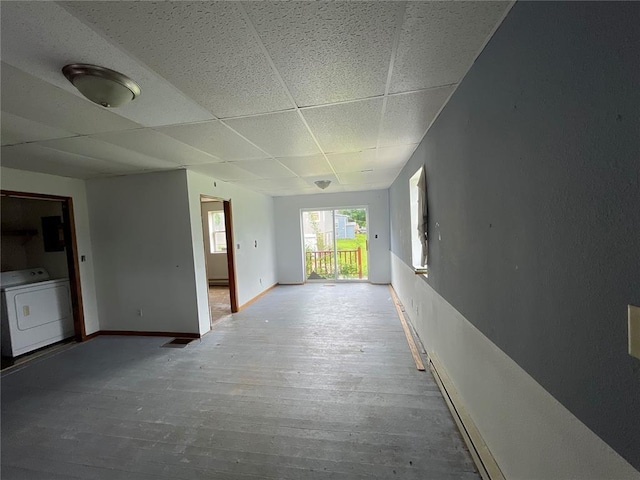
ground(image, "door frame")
xmin=300 ymin=206 xmax=370 ymax=283
xmin=1 ymin=190 xmax=87 ymax=340
xmin=200 ymin=195 xmax=238 ymax=314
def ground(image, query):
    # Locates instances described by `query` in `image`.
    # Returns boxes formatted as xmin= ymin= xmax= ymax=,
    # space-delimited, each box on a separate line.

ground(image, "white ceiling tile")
xmin=376 ymin=144 xmax=419 ymax=169
xmin=244 ymin=2 xmax=403 ymax=107
xmin=230 ymin=159 xmax=296 ymax=179
xmin=1 ymin=112 xmax=75 ymax=146
xmin=155 ymin=121 xmax=268 ymax=161
xmin=37 ymin=137 xmax=176 ymax=170
xmin=391 ymin=2 xmax=510 ymax=93
xmin=380 ymin=86 xmax=454 ymax=146
xmin=1 ymin=2 xmax=215 ymax=127
xmin=301 ymin=98 xmax=383 ymax=153
xmin=301 ymin=174 xmax=340 ymax=190
xmin=341 ymin=183 xmax=391 ymax=193
xmin=337 ymin=168 xmax=402 ymax=186
xmin=379 ymin=86 xmax=454 ymax=146
xmin=234 ymin=177 xmax=312 ymax=196
xmin=277 ymin=155 xmax=334 ymax=178
xmin=188 ymin=163 xmax=260 ymax=182
xmin=63 ymin=2 xmax=293 ymax=118
xmin=224 ymin=111 xmax=321 ymax=157
xmin=90 ymin=129 xmax=221 ymax=166
xmin=1 ymin=63 xmax=140 ymax=135
xmin=0 ymin=143 xmax=139 ymax=179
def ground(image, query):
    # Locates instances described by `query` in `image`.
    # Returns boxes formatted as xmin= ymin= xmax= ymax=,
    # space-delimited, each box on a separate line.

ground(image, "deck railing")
xmin=306 ymin=247 xmax=362 ymax=279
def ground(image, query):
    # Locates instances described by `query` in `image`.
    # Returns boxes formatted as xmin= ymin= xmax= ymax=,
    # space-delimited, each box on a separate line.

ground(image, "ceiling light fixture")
xmin=62 ymin=64 xmax=141 ymax=108
xmin=314 ymin=180 xmax=331 ymax=190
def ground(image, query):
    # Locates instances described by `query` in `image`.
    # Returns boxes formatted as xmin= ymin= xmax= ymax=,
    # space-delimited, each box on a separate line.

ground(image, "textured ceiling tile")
xmin=380 ymin=87 xmax=454 ymax=146
xmin=234 ymin=177 xmax=311 ymax=192
xmin=390 ymin=2 xmax=510 ymax=93
xmin=327 ymin=146 xmax=416 ymax=174
xmin=188 ymin=162 xmax=260 ymax=182
xmin=301 ymin=98 xmax=383 ymax=153
xmin=224 ymin=111 xmax=321 ymax=157
xmin=63 ymin=2 xmax=293 ymax=118
xmin=91 ymin=129 xmax=221 ymax=166
xmin=337 ymin=167 xmax=402 ymax=186
xmin=0 ymin=143 xmax=136 ymax=178
xmin=1 ymin=63 xmax=140 ymax=135
xmin=1 ymin=2 xmax=214 ymax=127
xmin=1 ymin=112 xmax=75 ymax=146
xmin=156 ymin=121 xmax=268 ymax=161
xmin=376 ymin=144 xmax=419 ymax=168
xmin=37 ymin=137 xmax=176 ymax=170
xmin=230 ymin=159 xmax=296 ymax=179
xmin=244 ymin=2 xmax=403 ymax=107
xmin=277 ymin=155 xmax=334 ymax=178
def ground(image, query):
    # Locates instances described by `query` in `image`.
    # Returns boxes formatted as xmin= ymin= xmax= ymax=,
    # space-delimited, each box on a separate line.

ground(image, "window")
xmin=410 ymin=167 xmax=428 ymax=273
xmin=208 ymin=210 xmax=227 ymax=254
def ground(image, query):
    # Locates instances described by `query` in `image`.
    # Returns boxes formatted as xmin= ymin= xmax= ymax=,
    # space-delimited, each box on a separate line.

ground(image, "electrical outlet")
xmin=137 ymin=308 xmax=143 ymax=317
xmin=629 ymin=305 xmax=640 ymax=360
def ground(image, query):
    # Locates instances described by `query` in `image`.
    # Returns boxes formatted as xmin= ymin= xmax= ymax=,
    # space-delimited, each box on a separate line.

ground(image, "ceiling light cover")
xmin=314 ymin=180 xmax=331 ymax=190
xmin=62 ymin=64 xmax=141 ymax=108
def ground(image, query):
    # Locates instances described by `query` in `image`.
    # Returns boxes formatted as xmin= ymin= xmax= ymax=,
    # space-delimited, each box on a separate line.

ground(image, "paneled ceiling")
xmin=0 ymin=1 xmax=511 ymax=197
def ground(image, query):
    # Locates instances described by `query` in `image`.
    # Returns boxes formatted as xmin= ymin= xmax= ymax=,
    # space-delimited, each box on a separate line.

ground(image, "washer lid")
xmin=0 ymin=268 xmax=50 ymax=288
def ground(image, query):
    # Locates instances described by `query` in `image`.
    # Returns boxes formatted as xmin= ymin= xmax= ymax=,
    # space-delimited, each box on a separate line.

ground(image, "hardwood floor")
xmin=1 ymin=283 xmax=478 ymax=479
xmin=208 ymin=285 xmax=231 ymax=326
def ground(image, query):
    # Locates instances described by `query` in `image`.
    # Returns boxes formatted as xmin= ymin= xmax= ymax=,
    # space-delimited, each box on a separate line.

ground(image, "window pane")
xmin=214 ymin=232 xmax=227 ymax=252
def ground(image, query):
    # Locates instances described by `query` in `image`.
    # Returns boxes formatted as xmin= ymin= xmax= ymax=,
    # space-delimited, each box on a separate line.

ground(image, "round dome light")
xmin=62 ymin=64 xmax=141 ymax=108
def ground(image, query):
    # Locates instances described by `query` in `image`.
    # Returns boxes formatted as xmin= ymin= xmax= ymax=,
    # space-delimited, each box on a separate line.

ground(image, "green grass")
xmin=336 ymin=233 xmax=368 ymax=278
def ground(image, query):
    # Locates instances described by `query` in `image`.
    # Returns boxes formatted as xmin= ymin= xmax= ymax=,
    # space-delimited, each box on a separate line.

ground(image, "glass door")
xmin=302 ymin=208 xmax=368 ymax=281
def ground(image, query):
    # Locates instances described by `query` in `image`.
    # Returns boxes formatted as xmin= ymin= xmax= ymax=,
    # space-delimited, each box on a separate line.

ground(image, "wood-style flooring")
xmin=1 ymin=283 xmax=478 ymax=479
xmin=208 ymin=285 xmax=231 ymax=326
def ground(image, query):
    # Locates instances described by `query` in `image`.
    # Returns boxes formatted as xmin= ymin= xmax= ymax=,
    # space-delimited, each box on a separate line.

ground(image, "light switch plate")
xmin=629 ymin=305 xmax=640 ymax=360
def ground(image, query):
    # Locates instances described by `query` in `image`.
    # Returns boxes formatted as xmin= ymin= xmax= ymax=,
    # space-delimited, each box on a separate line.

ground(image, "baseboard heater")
xmin=208 ymin=279 xmax=229 ymax=286
xmin=428 ymin=353 xmax=505 ymax=480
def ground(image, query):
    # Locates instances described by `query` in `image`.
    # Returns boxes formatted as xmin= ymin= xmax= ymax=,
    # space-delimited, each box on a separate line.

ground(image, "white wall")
xmin=391 ymin=252 xmax=640 ymax=479
xmin=186 ymin=170 xmax=278 ymax=335
xmin=87 ymin=170 xmax=200 ymax=334
xmin=273 ymin=190 xmax=390 ymax=285
xmin=0 ymin=167 xmax=100 ymax=334
xmin=200 ymin=201 xmax=228 ymax=283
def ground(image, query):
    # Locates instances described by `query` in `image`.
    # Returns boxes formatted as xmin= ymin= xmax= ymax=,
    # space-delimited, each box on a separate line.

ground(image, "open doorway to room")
xmin=200 ymin=196 xmax=238 ymax=328
xmin=1 ymin=190 xmax=86 ymax=370
xmin=301 ymin=207 xmax=369 ymax=282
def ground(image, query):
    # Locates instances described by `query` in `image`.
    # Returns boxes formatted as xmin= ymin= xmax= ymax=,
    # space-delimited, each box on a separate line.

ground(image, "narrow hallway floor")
xmin=1 ymin=283 xmax=478 ymax=480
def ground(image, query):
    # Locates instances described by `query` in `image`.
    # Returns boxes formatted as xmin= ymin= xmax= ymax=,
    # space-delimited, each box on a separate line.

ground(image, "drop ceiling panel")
xmin=224 ymin=111 xmax=321 ymax=157
xmin=37 ymin=137 xmax=176 ymax=170
xmin=301 ymin=98 xmax=384 ymax=153
xmin=0 ymin=144 xmax=135 ymax=179
xmin=379 ymin=87 xmax=454 ymax=147
xmin=230 ymin=159 xmax=296 ymax=179
xmin=277 ymin=155 xmax=334 ymax=178
xmin=244 ymin=2 xmax=403 ymax=107
xmin=327 ymin=145 xmax=416 ymax=174
xmin=1 ymin=63 xmax=140 ymax=135
xmin=155 ymin=121 xmax=268 ymax=161
xmin=391 ymin=2 xmax=510 ymax=93
xmin=188 ymin=162 xmax=260 ymax=182
xmin=337 ymin=167 xmax=402 ymax=186
xmin=1 ymin=112 xmax=75 ymax=146
xmin=1 ymin=2 xmax=214 ymax=127
xmin=63 ymin=2 xmax=293 ymax=118
xmin=91 ymin=129 xmax=220 ymax=167
xmin=234 ymin=177 xmax=311 ymax=193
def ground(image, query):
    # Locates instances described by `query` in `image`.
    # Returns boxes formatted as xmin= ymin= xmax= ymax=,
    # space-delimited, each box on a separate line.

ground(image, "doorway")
xmin=200 ymin=196 xmax=238 ymax=329
xmin=1 ymin=190 xmax=86 ymax=368
xmin=301 ymin=207 xmax=369 ymax=282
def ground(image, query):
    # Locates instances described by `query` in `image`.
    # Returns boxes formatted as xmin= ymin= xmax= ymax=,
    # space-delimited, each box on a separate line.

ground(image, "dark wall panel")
xmin=389 ymin=1 xmax=640 ymax=469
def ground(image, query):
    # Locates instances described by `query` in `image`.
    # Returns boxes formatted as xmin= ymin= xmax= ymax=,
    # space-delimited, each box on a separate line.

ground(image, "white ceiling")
xmin=0 ymin=1 xmax=511 ymax=197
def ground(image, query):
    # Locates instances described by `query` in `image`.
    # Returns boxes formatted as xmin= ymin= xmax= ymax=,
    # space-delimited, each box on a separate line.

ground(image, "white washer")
xmin=1 ymin=268 xmax=74 ymax=358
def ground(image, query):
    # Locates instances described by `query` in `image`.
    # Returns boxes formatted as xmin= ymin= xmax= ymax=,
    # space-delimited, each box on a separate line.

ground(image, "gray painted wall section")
xmin=389 ymin=1 xmax=640 ymax=469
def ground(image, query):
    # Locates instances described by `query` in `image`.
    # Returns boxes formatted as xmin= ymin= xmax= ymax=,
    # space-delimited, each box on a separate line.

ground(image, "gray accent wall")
xmin=389 ymin=1 xmax=640 ymax=470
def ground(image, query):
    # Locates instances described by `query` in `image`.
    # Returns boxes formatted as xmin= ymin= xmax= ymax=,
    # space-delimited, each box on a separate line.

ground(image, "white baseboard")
xmin=390 ymin=251 xmax=640 ymax=480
